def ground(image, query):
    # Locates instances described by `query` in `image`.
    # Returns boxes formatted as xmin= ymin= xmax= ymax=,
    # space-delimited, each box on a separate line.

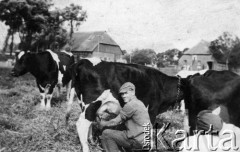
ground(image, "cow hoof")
xmin=46 ymin=107 xmax=51 ymax=111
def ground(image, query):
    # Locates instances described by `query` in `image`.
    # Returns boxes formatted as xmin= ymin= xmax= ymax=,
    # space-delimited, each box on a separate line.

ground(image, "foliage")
xmin=0 ymin=0 xmax=87 ymax=52
xmin=0 ymin=0 xmax=53 ymax=51
xmin=122 ymin=53 xmax=130 ymax=63
xmin=61 ymin=3 xmax=87 ymax=38
xmin=209 ymin=32 xmax=240 ymax=64
xmin=182 ymin=48 xmax=189 ymax=53
xmin=229 ymin=43 xmax=240 ymax=68
xmin=131 ymin=49 xmax=157 ymax=65
xmin=156 ymin=48 xmax=181 ymax=67
xmin=123 ymin=48 xmax=183 ymax=68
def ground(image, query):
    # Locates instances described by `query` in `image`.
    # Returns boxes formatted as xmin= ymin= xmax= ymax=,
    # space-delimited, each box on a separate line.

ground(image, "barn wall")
xmin=92 ymin=44 xmax=123 ymax=62
xmin=71 ymin=51 xmax=92 ymax=62
xmin=98 ymin=44 xmax=122 ymax=55
xmin=92 ymin=51 xmax=115 ymax=62
xmin=179 ymin=54 xmax=213 ymax=70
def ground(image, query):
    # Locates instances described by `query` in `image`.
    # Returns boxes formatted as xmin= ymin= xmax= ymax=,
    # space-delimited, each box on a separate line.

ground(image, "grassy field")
xmin=0 ymin=67 xmax=184 ymax=152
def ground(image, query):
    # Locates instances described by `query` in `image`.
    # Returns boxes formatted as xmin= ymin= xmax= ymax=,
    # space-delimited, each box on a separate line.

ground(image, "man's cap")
xmin=119 ymin=82 xmax=135 ymax=93
xmin=197 ymin=110 xmax=223 ymax=132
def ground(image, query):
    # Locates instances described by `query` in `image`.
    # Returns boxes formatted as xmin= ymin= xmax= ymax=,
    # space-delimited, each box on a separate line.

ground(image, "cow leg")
xmin=188 ymin=112 xmax=196 ymax=135
xmin=66 ymin=80 xmax=72 ymax=101
xmin=46 ymin=84 xmax=54 ymax=110
xmin=76 ymin=106 xmax=92 ymax=152
xmin=183 ymin=109 xmax=190 ymax=133
xmin=180 ymin=100 xmax=185 ymax=115
xmin=149 ymin=110 xmax=157 ymax=127
xmin=37 ymin=83 xmax=46 ymax=110
xmin=67 ymin=87 xmax=75 ymax=113
xmin=56 ymin=83 xmax=61 ymax=98
xmin=66 ymin=87 xmax=76 ymax=124
xmin=46 ymin=94 xmax=53 ymax=110
xmin=40 ymin=93 xmax=46 ymax=110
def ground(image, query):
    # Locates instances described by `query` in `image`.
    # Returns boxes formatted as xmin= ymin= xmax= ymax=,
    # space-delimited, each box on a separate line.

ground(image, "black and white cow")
xmin=183 ymin=70 xmax=240 ymax=134
xmin=63 ymin=58 xmax=185 ymax=152
xmin=11 ymin=49 xmax=74 ymax=110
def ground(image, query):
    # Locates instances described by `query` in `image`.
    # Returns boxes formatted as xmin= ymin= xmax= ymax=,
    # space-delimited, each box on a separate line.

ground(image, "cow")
xmin=183 ymin=70 xmax=240 ymax=134
xmin=63 ymin=59 xmax=186 ymax=152
xmin=11 ymin=49 xmax=74 ymax=110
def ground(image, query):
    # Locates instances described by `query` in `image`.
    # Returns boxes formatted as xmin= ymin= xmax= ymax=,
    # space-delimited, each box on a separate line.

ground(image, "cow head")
xmin=11 ymin=51 xmax=29 ymax=77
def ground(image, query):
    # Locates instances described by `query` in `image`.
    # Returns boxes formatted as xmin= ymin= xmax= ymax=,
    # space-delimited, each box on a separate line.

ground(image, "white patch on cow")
xmin=84 ymin=57 xmax=102 ymax=66
xmin=95 ymin=89 xmax=118 ymax=104
xmin=76 ymin=104 xmax=91 ymax=152
xmin=18 ymin=51 xmax=25 ymax=60
xmin=46 ymin=49 xmax=63 ymax=83
xmin=212 ymin=106 xmax=221 ymax=115
xmin=46 ymin=49 xmax=60 ymax=68
xmin=58 ymin=71 xmax=63 ymax=84
xmin=63 ymin=65 xmax=66 ymax=71
xmin=39 ymin=84 xmax=45 ymax=91
xmin=61 ymin=50 xmax=73 ymax=56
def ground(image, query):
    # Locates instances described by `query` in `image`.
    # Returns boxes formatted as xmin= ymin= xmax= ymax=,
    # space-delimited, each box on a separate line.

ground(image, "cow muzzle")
xmin=10 ymin=70 xmax=19 ymax=77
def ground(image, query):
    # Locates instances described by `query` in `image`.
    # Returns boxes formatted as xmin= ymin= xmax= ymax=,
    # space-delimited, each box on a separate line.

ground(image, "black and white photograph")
xmin=0 ymin=0 xmax=240 ymax=151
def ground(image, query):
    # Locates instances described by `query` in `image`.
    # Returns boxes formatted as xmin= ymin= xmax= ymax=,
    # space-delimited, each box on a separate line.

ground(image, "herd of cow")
xmin=10 ymin=49 xmax=240 ymax=152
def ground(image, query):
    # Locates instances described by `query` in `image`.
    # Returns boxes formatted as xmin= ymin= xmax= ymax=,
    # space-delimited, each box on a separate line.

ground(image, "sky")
xmin=52 ymin=0 xmax=240 ymax=53
xmin=1 ymin=0 xmax=240 ymax=53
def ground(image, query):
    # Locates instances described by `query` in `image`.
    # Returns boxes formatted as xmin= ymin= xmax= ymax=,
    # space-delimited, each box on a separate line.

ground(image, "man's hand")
xmin=99 ymin=120 xmax=107 ymax=130
xmin=98 ymin=115 xmax=123 ymax=130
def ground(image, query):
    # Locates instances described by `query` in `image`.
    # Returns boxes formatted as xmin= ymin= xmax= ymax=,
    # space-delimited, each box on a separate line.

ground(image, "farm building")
xmin=0 ymin=53 xmax=15 ymax=68
xmin=69 ymin=31 xmax=125 ymax=62
xmin=178 ymin=40 xmax=227 ymax=71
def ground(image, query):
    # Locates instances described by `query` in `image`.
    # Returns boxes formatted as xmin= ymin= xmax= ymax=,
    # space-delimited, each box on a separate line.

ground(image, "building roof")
xmin=184 ymin=40 xmax=211 ymax=55
xmin=71 ymin=31 xmax=120 ymax=52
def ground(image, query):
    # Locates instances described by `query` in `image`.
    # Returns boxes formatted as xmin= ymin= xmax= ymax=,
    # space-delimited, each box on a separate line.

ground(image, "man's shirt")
xmin=119 ymin=96 xmax=151 ymax=143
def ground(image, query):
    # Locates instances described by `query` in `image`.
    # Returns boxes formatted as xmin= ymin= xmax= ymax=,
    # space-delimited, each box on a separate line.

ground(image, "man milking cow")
xmin=96 ymin=82 xmax=152 ymax=152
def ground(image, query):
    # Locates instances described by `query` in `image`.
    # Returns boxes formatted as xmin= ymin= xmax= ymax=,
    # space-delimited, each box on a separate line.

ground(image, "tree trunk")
xmin=1 ymin=29 xmax=11 ymax=54
xmin=10 ymin=30 xmax=14 ymax=56
xmin=70 ymin=20 xmax=73 ymax=38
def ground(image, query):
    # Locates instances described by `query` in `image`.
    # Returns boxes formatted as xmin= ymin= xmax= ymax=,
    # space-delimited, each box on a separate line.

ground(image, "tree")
xmin=61 ymin=3 xmax=87 ymax=38
xmin=163 ymin=48 xmax=180 ymax=65
xmin=131 ymin=49 xmax=157 ymax=65
xmin=209 ymin=32 xmax=240 ymax=69
xmin=30 ymin=9 xmax=69 ymax=51
xmin=0 ymin=0 xmax=87 ymax=53
xmin=229 ymin=43 xmax=240 ymax=69
xmin=182 ymin=48 xmax=189 ymax=53
xmin=0 ymin=0 xmax=27 ymax=54
xmin=0 ymin=0 xmax=53 ymax=52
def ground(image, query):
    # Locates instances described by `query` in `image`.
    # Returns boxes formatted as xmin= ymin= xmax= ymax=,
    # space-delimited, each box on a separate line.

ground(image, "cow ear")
xmin=15 ymin=50 xmax=20 ymax=57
